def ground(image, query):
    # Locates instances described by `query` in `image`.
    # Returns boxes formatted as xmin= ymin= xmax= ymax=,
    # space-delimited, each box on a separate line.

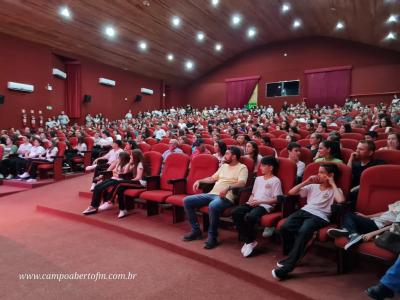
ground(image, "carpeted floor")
xmin=0 ymin=174 xmax=397 ymax=300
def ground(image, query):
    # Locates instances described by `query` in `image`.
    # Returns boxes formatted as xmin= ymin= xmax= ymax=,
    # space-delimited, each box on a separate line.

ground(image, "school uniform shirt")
xmin=18 ymin=143 xmax=32 ymax=157
xmin=77 ymin=143 xmax=87 ymax=156
xmin=209 ymin=163 xmax=248 ymax=202
xmin=28 ymin=146 xmax=45 ymax=158
xmin=299 ymin=184 xmax=342 ymax=222
xmin=252 ymin=175 xmax=282 ymax=212
xmin=103 ymin=148 xmax=123 ymax=164
xmin=41 ymin=147 xmax=58 ymax=162
xmin=296 ymin=160 xmax=306 ymax=178
xmin=98 ymin=137 xmax=113 ymax=147
xmin=371 ymin=200 xmax=400 ymax=228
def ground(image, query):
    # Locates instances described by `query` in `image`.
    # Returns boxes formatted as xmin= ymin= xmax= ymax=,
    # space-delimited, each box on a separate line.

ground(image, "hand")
xmin=327 ymin=175 xmax=336 ymax=186
xmin=306 ymin=175 xmax=320 ymax=184
xmin=193 ymin=180 xmax=200 ymax=192
xmin=350 ymin=152 xmax=358 ymax=161
xmin=247 ymin=199 xmax=260 ymax=207
xmin=362 ymin=232 xmax=375 ymax=241
xmin=219 ymin=187 xmax=229 ymax=199
xmin=355 ymin=212 xmax=366 ymax=217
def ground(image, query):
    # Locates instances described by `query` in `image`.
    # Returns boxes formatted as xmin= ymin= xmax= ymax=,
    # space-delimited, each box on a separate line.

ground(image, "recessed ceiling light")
xmin=167 ymin=53 xmax=174 ymax=61
xmin=215 ymin=43 xmax=223 ymax=51
xmin=185 ymin=60 xmax=195 ymax=71
xmin=385 ymin=32 xmax=397 ymax=40
xmin=196 ymin=31 xmax=205 ymax=42
xmin=231 ymin=13 xmax=242 ymax=26
xmin=387 ymin=15 xmax=398 ymax=23
xmin=171 ymin=16 xmax=181 ymax=27
xmin=211 ymin=0 xmax=219 ymax=6
xmin=281 ymin=3 xmax=290 ymax=13
xmin=283 ymin=53 xmax=288 ymax=57
xmin=138 ymin=41 xmax=147 ymax=51
xmin=59 ymin=6 xmax=71 ymax=19
xmin=336 ymin=21 xmax=345 ymax=30
xmin=104 ymin=26 xmax=116 ymax=38
xmin=292 ymin=19 xmax=302 ymax=28
xmin=247 ymin=27 xmax=257 ymax=38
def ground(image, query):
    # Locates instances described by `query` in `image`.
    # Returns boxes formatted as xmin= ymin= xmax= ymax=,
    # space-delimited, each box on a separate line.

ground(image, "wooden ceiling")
xmin=0 ymin=0 xmax=399 ymax=85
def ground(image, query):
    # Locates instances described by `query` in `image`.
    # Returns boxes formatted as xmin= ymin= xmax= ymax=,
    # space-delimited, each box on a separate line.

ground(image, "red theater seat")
xmin=258 ymin=146 xmax=276 ymax=157
xmin=271 ymin=138 xmax=289 ymax=153
xmin=373 ymin=149 xmax=400 ymax=165
xmin=341 ymin=133 xmax=364 ymax=140
xmin=341 ymin=139 xmax=358 ymax=151
xmin=151 ymin=143 xmax=169 ymax=154
xmin=138 ymin=143 xmax=151 ymax=153
xmin=38 ymin=141 xmax=67 ymax=181
xmin=279 ymin=147 xmax=313 ymax=165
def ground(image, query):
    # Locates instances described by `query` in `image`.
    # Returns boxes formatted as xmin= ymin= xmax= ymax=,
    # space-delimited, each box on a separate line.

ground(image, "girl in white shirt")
xmin=16 ymin=138 xmax=45 ymax=177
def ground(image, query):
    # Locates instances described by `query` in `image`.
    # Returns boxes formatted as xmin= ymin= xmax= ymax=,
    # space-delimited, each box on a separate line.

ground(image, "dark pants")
xmin=92 ymin=163 xmax=110 ymax=183
xmin=90 ymin=179 xmax=120 ymax=208
xmin=232 ymin=204 xmax=267 ymax=243
xmin=28 ymin=159 xmax=52 ymax=179
xmin=65 ymin=150 xmax=79 ymax=165
xmin=279 ymin=209 xmax=328 ymax=272
xmin=342 ymin=212 xmax=379 ymax=234
xmin=115 ymin=181 xmax=144 ymax=210
xmin=0 ymin=159 xmax=10 ymax=176
xmin=8 ymin=157 xmax=27 ymax=176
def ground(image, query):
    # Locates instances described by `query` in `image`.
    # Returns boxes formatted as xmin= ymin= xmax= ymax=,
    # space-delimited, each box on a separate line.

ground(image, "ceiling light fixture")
xmin=104 ymin=26 xmax=116 ymax=38
xmin=196 ymin=31 xmax=205 ymax=41
xmin=387 ymin=15 xmax=398 ymax=23
xmin=231 ymin=13 xmax=242 ymax=26
xmin=385 ymin=32 xmax=397 ymax=40
xmin=215 ymin=43 xmax=223 ymax=51
xmin=247 ymin=27 xmax=257 ymax=38
xmin=292 ymin=19 xmax=302 ymax=29
xmin=281 ymin=3 xmax=290 ymax=13
xmin=138 ymin=41 xmax=147 ymax=51
xmin=336 ymin=21 xmax=345 ymax=30
xmin=185 ymin=60 xmax=194 ymax=71
xmin=171 ymin=16 xmax=181 ymax=27
xmin=59 ymin=6 xmax=71 ymax=19
xmin=167 ymin=53 xmax=174 ymax=61
xmin=211 ymin=0 xmax=219 ymax=7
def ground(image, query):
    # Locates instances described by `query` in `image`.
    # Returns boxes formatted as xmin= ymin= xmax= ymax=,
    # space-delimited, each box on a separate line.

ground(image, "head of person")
xmin=112 ymin=140 xmax=123 ymax=150
xmin=236 ymin=134 xmax=245 ymax=145
xmin=318 ymin=163 xmax=340 ymax=185
xmin=6 ymin=137 xmax=14 ymax=146
xmin=355 ymin=140 xmax=376 ymax=161
xmin=32 ymin=138 xmax=41 ymax=147
xmin=327 ymin=131 xmax=341 ymax=143
xmin=78 ymin=136 xmax=85 ymax=145
xmin=318 ymin=140 xmax=341 ymax=160
xmin=118 ymin=151 xmax=131 ymax=167
xmin=287 ymin=142 xmax=301 ymax=162
xmin=260 ymin=156 xmax=279 ymax=176
xmin=101 ymin=131 xmax=110 ymax=139
xmin=380 ymin=116 xmax=392 ymax=128
xmin=310 ymin=133 xmax=323 ymax=146
xmin=306 ymin=122 xmax=314 ymax=131
xmin=245 ymin=141 xmax=259 ymax=162
xmin=125 ymin=140 xmax=138 ymax=151
xmin=365 ymin=131 xmax=378 ymax=142
xmin=339 ymin=123 xmax=352 ymax=135
xmin=316 ymin=122 xmax=327 ymax=133
xmin=214 ymin=141 xmax=227 ymax=156
xmin=130 ymin=149 xmax=144 ymax=166
xmin=387 ymin=133 xmax=400 ymax=150
xmin=224 ymin=146 xmax=241 ymax=164
xmin=169 ymin=139 xmax=179 ymax=151
xmin=285 ymin=134 xmax=297 ymax=143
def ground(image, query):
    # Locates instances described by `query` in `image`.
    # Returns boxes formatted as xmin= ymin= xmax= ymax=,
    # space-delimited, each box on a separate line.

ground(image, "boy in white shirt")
xmin=232 ymin=156 xmax=282 ymax=257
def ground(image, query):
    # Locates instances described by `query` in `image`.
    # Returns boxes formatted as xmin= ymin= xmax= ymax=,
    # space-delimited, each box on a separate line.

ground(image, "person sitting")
xmin=182 ymin=146 xmax=248 ymax=249
xmin=327 ymin=200 xmax=399 ymax=250
xmin=191 ymin=143 xmax=211 ymax=160
xmin=339 ymin=123 xmax=352 ymax=135
xmin=0 ymin=137 xmax=18 ymax=179
xmin=314 ymin=140 xmax=343 ymax=163
xmin=365 ymin=256 xmax=400 ymax=300
xmin=306 ymin=133 xmax=323 ymax=158
xmin=86 ymin=140 xmax=123 ymax=191
xmin=7 ymin=135 xmax=32 ymax=179
xmin=379 ymin=133 xmax=400 ymax=151
xmin=162 ymin=139 xmax=183 ymax=161
xmin=244 ymin=141 xmax=262 ymax=173
xmin=92 ymin=131 xmax=113 ymax=159
xmin=65 ymin=136 xmax=87 ymax=168
xmin=364 ymin=131 xmax=378 ymax=142
xmin=272 ymin=164 xmax=345 ymax=280
xmin=15 ymin=138 xmax=45 ymax=178
xmin=82 ymin=151 xmax=134 ymax=215
xmin=232 ymin=156 xmax=282 ymax=257
xmin=287 ymin=142 xmax=305 ymax=183
xmin=153 ymin=124 xmax=166 ymax=141
xmin=213 ymin=141 xmax=227 ymax=167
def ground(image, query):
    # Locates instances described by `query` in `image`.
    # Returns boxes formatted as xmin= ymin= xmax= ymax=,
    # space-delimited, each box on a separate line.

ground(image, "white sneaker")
xmin=262 ymin=227 xmax=275 ymax=238
xmin=85 ymin=165 xmax=96 ymax=172
xmin=90 ymin=183 xmax=96 ymax=191
xmin=26 ymin=178 xmax=37 ymax=183
xmin=118 ymin=210 xmax=128 ymax=219
xmin=98 ymin=202 xmax=113 ymax=211
xmin=20 ymin=172 xmax=30 ymax=179
xmin=0 ymin=174 xmax=4 ymax=179
xmin=241 ymin=243 xmax=248 ymax=255
xmin=243 ymin=241 xmax=258 ymax=257
xmin=6 ymin=174 xmax=14 ymax=180
xmin=82 ymin=206 xmax=97 ymax=215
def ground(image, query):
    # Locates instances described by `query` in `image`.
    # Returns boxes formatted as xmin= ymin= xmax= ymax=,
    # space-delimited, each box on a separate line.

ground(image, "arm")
xmin=347 ymin=152 xmax=357 ymax=167
xmin=362 ymin=225 xmax=391 ymax=241
xmin=132 ymin=166 xmax=143 ymax=181
xmin=330 ymin=180 xmax=345 ymax=203
xmin=288 ymin=178 xmax=312 ymax=196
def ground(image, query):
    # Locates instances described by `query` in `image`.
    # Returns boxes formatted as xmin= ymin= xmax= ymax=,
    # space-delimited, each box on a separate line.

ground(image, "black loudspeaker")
xmin=134 ymin=95 xmax=142 ymax=102
xmin=0 ymin=95 xmax=4 ymax=104
xmin=83 ymin=95 xmax=92 ymax=103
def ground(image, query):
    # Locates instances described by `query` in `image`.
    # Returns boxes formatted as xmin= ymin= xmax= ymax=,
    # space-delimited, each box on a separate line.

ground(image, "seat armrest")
xmin=167 ymin=178 xmax=186 ymax=184
xmin=279 ymin=195 xmax=300 ymax=218
xmin=144 ymin=175 xmax=160 ymax=190
xmin=331 ymin=201 xmax=352 ymax=225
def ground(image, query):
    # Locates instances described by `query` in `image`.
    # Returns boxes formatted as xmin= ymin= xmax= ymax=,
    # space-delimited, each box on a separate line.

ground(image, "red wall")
xmin=169 ymin=37 xmax=400 ymax=110
xmin=0 ymin=33 xmax=162 ymax=129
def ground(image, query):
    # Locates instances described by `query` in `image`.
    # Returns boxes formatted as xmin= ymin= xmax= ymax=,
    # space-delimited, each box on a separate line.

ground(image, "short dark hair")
xmin=365 ymin=131 xmax=378 ymax=139
xmin=287 ymin=142 xmax=301 ymax=152
xmin=114 ymin=140 xmax=123 ymax=148
xmin=320 ymin=163 xmax=340 ymax=182
xmin=260 ymin=156 xmax=279 ymax=174
xmin=228 ymin=146 xmax=242 ymax=160
xmin=216 ymin=141 xmax=227 ymax=155
xmin=358 ymin=140 xmax=376 ymax=152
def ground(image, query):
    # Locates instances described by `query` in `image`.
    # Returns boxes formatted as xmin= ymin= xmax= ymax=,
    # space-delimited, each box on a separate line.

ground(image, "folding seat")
xmin=261 ymin=133 xmax=276 ymax=139
xmin=204 ymin=144 xmax=216 ymax=154
xmin=220 ymin=134 xmax=231 ymax=139
xmin=341 ymin=139 xmax=358 ymax=151
xmin=374 ymin=140 xmax=387 ymax=150
xmin=221 ymin=138 xmax=237 ymax=146
xmin=279 ymin=147 xmax=313 ymax=165
xmin=297 ymin=139 xmax=311 ymax=147
xmin=151 ymin=143 xmax=169 ymax=154
xmin=179 ymin=144 xmax=192 ymax=156
xmin=202 ymin=138 xmax=214 ymax=145
xmin=340 ymin=148 xmax=354 ymax=164
xmin=372 ymin=149 xmax=400 ymax=165
xmin=38 ymin=141 xmax=67 ymax=180
xmin=201 ymin=132 xmax=211 ymax=138
xmin=341 ymin=133 xmax=364 ymax=140
xmin=275 ymin=162 xmax=352 ymax=251
xmin=279 ymin=133 xmax=301 ymax=140
xmin=375 ymin=128 xmax=386 ymax=133
xmin=351 ymin=128 xmax=366 ymax=135
xmin=145 ymin=137 xmax=157 ymax=146
xmin=160 ymin=138 xmax=170 ymax=144
xmin=139 ymin=153 xmax=190 ymax=216
xmin=334 ymin=165 xmax=400 ymax=272
xmin=271 ymin=138 xmax=289 ymax=153
xmin=68 ymin=137 xmax=78 ymax=148
xmin=377 ymin=133 xmax=388 ymax=140
xmin=165 ymin=154 xmax=219 ymax=223
xmin=138 ymin=143 xmax=151 ymax=153
xmin=297 ymin=129 xmax=310 ymax=139
xmin=258 ymin=146 xmax=276 ymax=157
xmin=72 ymin=137 xmax=94 ymax=168
xmin=270 ymin=130 xmax=288 ymax=137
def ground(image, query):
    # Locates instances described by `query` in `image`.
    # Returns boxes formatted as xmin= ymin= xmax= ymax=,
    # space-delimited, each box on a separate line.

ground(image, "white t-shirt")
xmin=296 ymin=160 xmax=305 ymax=178
xmin=300 ymin=184 xmax=341 ymax=222
xmin=18 ymin=143 xmax=32 ymax=157
xmin=252 ymin=176 xmax=282 ymax=212
xmin=103 ymin=148 xmax=123 ymax=164
xmin=372 ymin=201 xmax=400 ymax=228
xmin=28 ymin=146 xmax=45 ymax=158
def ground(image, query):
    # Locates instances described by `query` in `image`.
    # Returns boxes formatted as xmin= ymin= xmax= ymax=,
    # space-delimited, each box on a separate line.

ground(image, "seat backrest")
xmin=271 ymin=138 xmax=289 ymax=153
xmin=179 ymin=144 xmax=192 ymax=155
xmin=69 ymin=137 xmax=78 ymax=147
xmin=239 ymin=156 xmax=255 ymax=185
xmin=204 ymin=144 xmax=216 ymax=154
xmin=84 ymin=137 xmax=94 ymax=151
xmin=143 ymin=151 xmax=163 ymax=176
xmin=340 ymin=148 xmax=353 ymax=164
xmin=373 ymin=150 xmax=400 ymax=165
xmin=270 ymin=130 xmax=287 ymax=137
xmin=202 ymin=138 xmax=214 ymax=145
xmin=145 ymin=137 xmax=157 ymax=146
xmin=160 ymin=153 xmax=190 ymax=191
xmin=357 ymin=165 xmax=400 ymax=215
xmin=221 ymin=138 xmax=237 ymax=146
xmin=341 ymin=133 xmax=364 ymax=140
xmin=279 ymin=133 xmax=301 ymax=141
xmin=138 ymin=143 xmax=151 ymax=153
xmin=276 ymin=158 xmax=297 ymax=194
xmin=377 ymin=133 xmax=388 ymax=140
xmin=351 ymin=128 xmax=366 ymax=135
xmin=341 ymin=139 xmax=358 ymax=151
xmin=279 ymin=147 xmax=313 ymax=165
xmin=186 ymin=154 xmax=219 ymax=195
xmin=160 ymin=138 xmax=170 ymax=144
xmin=0 ymin=146 xmax=4 ymax=160
xmin=258 ymin=146 xmax=276 ymax=157
xmin=297 ymin=139 xmax=310 ymax=147
xmin=151 ymin=143 xmax=169 ymax=154
xmin=374 ymin=140 xmax=387 ymax=150
xmin=297 ymin=129 xmax=310 ymax=139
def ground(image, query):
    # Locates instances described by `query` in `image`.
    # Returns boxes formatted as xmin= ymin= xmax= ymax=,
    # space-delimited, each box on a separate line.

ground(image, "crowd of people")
xmin=1 ymin=98 xmax=400 ymax=298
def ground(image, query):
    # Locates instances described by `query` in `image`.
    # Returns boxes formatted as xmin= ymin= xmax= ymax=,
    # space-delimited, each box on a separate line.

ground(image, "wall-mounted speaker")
xmin=0 ymin=95 xmax=4 ymax=105
xmin=134 ymin=95 xmax=142 ymax=102
xmin=83 ymin=94 xmax=92 ymax=103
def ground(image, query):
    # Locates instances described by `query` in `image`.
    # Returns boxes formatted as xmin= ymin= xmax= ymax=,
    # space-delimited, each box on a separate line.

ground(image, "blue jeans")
xmin=381 ymin=256 xmax=400 ymax=293
xmin=183 ymin=193 xmax=233 ymax=240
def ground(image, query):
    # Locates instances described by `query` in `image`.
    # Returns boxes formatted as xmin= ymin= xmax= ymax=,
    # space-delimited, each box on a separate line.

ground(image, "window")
xmin=266 ymin=80 xmax=300 ymax=97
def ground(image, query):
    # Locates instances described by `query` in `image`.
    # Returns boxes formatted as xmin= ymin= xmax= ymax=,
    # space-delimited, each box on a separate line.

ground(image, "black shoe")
xmin=204 ymin=239 xmax=218 ymax=249
xmin=272 ymin=268 xmax=288 ymax=281
xmin=366 ymin=284 xmax=394 ymax=300
xmin=182 ymin=231 xmax=203 ymax=241
xmin=327 ymin=228 xmax=350 ymax=238
xmin=344 ymin=233 xmax=363 ymax=250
